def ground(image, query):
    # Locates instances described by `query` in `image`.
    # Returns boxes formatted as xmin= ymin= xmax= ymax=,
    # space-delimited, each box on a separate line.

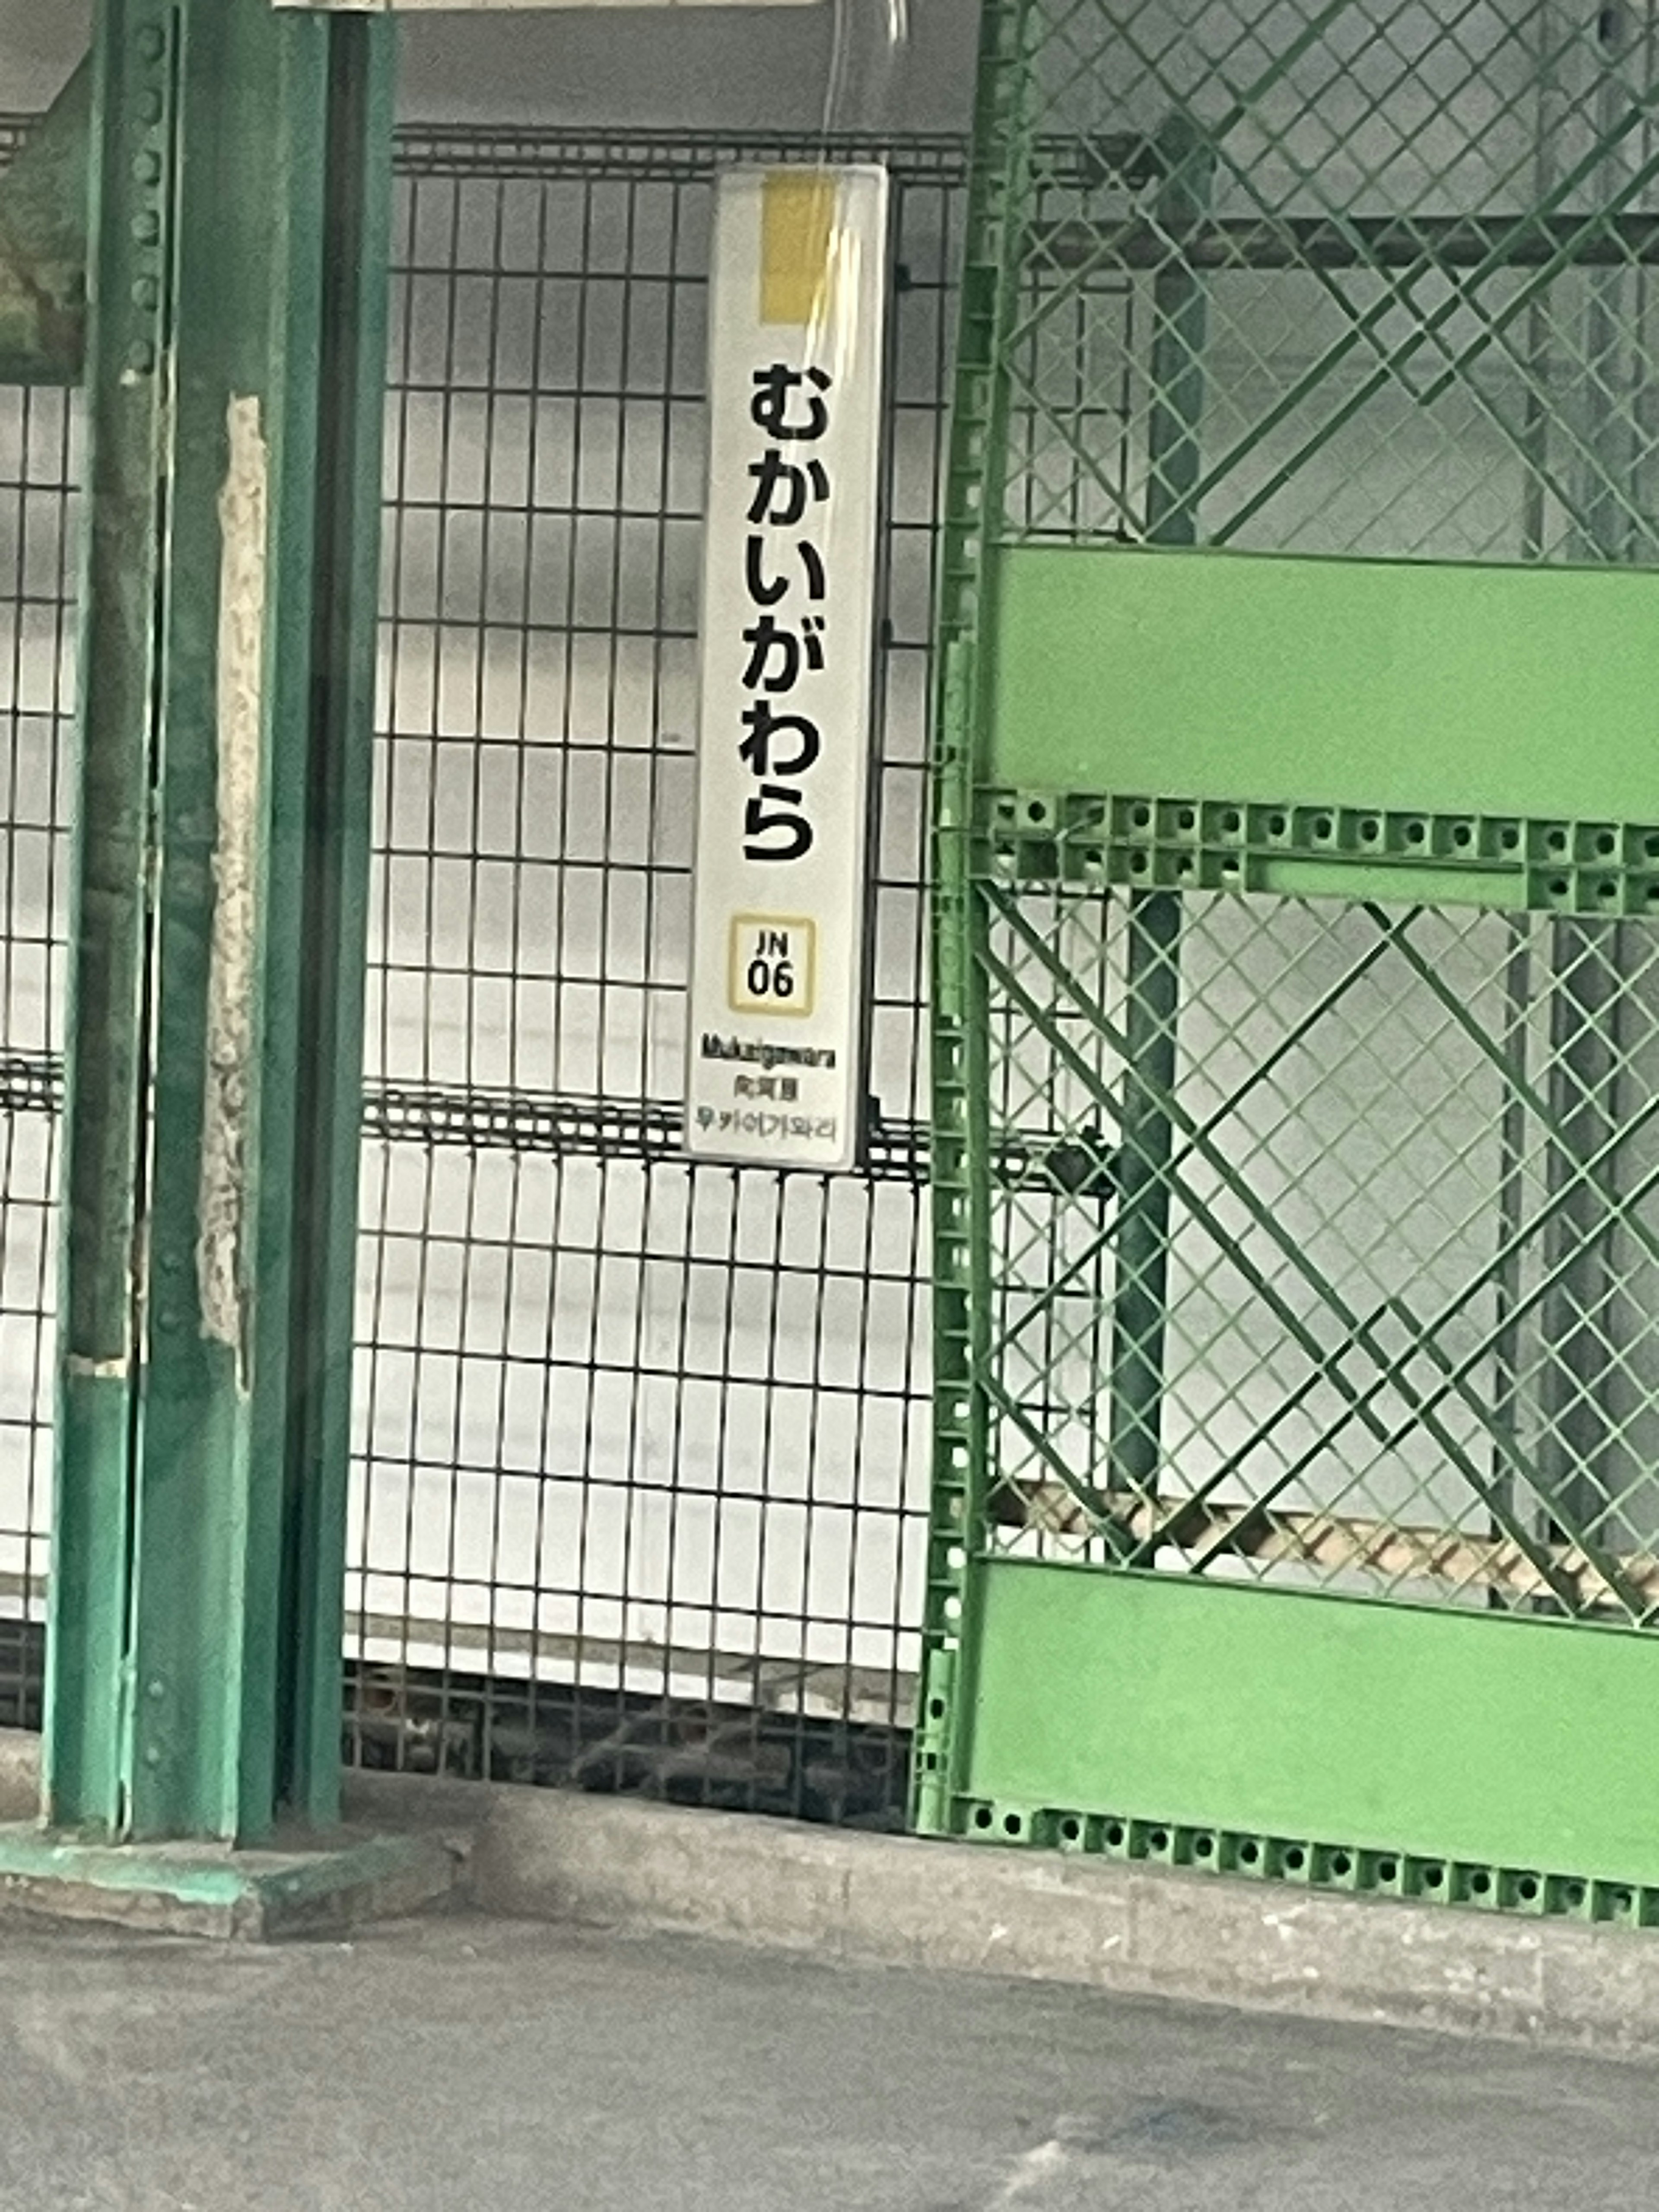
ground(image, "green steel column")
xmin=1535 ymin=6 xmax=1650 ymax=1550
xmin=913 ymin=0 xmax=1036 ymax=1833
xmin=1106 ymin=114 xmax=1212 ymax=1502
xmin=274 ymin=32 xmax=397 ymax=1826
xmin=47 ymin=0 xmax=395 ymax=1843
xmin=1537 ymin=924 xmax=1623 ymax=1537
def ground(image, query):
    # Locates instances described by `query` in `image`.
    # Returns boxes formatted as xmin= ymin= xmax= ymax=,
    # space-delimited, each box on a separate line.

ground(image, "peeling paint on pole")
xmin=197 ymin=396 xmax=267 ymax=1389
xmin=64 ymin=1354 xmax=131 ymax=1382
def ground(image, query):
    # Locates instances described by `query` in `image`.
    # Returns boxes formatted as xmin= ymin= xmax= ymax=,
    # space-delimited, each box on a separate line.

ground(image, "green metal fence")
xmin=921 ymin=0 xmax=1659 ymax=1915
xmin=0 ymin=122 xmax=955 ymax=1823
xmin=14 ymin=46 xmax=1659 ymax=1901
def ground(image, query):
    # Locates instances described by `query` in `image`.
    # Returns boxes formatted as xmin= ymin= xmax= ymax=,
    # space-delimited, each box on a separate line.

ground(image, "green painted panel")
xmin=988 ymin=546 xmax=1659 ymax=824
xmin=43 ymin=1373 xmax=130 ymax=1834
xmin=967 ymin=1563 xmax=1659 ymax=1883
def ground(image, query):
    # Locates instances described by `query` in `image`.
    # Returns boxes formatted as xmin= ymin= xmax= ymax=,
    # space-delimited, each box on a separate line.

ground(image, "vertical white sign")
xmin=686 ymin=166 xmax=890 ymax=1174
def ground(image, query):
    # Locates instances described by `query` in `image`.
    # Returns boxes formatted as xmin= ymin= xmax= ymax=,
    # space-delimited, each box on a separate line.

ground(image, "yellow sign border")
xmin=728 ymin=913 xmax=818 ymax=1017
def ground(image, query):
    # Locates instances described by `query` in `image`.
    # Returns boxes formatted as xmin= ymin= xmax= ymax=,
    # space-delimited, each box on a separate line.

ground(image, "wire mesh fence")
xmin=0 ymin=122 xmax=965 ymax=1821
xmin=1011 ymin=0 xmax=1659 ymax=563
xmin=984 ymin=888 xmax=1659 ymax=1621
xmin=942 ymin=0 xmax=1659 ymax=1636
xmin=0 ymin=336 xmax=74 ymax=1732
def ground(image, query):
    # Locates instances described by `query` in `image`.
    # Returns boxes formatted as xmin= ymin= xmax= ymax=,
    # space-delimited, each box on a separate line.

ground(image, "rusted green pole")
xmin=47 ymin=0 xmax=395 ymax=1843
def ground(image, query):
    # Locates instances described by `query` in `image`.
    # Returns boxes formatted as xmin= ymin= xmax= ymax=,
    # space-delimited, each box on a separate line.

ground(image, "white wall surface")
xmin=0 ymin=0 xmax=88 ymax=113
xmin=0 ymin=0 xmax=977 ymax=135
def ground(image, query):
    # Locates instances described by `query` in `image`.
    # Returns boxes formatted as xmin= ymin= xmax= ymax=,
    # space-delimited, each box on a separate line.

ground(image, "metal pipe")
xmin=1028 ymin=210 xmax=1659 ymax=276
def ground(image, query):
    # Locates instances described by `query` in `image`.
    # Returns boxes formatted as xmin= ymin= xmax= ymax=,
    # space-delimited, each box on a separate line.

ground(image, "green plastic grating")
xmin=981 ymin=791 xmax=1659 ymax=915
xmin=952 ymin=1800 xmax=1659 ymax=1928
xmin=920 ymin=0 xmax=1659 ymax=1904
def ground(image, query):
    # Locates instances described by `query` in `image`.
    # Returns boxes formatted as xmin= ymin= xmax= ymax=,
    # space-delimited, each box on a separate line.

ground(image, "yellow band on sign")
xmin=760 ymin=173 xmax=839 ymax=327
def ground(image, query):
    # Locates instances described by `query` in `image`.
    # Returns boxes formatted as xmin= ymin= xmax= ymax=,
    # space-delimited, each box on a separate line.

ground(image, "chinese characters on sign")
xmin=686 ymin=168 xmax=890 ymax=1172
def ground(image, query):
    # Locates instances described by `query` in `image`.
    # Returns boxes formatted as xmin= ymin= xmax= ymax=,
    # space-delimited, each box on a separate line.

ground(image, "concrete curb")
xmin=339 ymin=1766 xmax=1659 ymax=2057
xmin=0 ymin=1824 xmax=460 ymax=1940
xmin=5 ymin=1733 xmax=1659 ymax=2049
xmin=0 ymin=1743 xmax=461 ymax=1938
